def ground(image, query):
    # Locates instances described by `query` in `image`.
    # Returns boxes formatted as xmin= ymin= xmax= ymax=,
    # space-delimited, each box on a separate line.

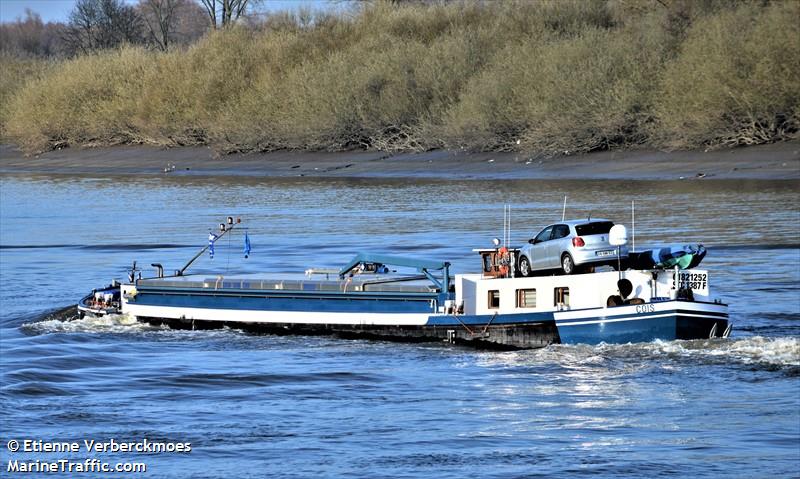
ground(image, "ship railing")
xmin=135 ymin=277 xmax=438 ymax=294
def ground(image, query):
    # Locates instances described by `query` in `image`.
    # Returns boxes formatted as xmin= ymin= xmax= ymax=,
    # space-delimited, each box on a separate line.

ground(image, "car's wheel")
xmin=518 ymin=256 xmax=532 ymax=277
xmin=561 ymin=253 xmax=575 ymax=275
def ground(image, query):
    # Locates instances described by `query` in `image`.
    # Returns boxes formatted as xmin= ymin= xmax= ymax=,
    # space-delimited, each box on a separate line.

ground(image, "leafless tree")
xmin=198 ymin=0 xmax=261 ymax=29
xmin=138 ymin=0 xmax=209 ymax=50
xmin=0 ymin=9 xmax=65 ymax=57
xmin=139 ymin=0 xmax=178 ymax=51
xmin=173 ymin=2 xmax=212 ymax=44
xmin=63 ymin=0 xmax=144 ymax=55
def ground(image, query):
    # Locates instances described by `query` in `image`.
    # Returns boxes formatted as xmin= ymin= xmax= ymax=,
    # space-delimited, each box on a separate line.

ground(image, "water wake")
xmin=481 ymin=336 xmax=800 ymax=373
xmin=22 ymin=313 xmax=159 ymax=334
xmin=649 ymin=336 xmax=800 ymax=370
xmin=19 ymin=310 xmax=800 ymax=372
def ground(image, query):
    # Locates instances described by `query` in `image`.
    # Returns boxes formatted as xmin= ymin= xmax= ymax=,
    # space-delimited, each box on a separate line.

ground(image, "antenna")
xmin=501 ymin=206 xmax=505 ymax=247
xmin=561 ymin=195 xmax=567 ymax=221
xmin=631 ymin=200 xmax=636 ymax=252
xmin=507 ymin=204 xmax=514 ymax=277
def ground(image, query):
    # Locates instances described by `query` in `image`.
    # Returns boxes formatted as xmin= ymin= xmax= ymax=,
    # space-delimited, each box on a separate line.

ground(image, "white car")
xmin=517 ymin=219 xmax=629 ymax=275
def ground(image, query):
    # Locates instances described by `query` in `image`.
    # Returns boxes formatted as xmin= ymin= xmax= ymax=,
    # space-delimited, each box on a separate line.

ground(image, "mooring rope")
xmin=482 ymin=312 xmax=498 ymax=335
xmin=450 ymin=311 xmax=475 ymax=335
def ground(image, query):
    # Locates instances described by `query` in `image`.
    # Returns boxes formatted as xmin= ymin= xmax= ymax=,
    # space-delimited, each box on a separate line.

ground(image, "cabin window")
xmin=488 ymin=290 xmax=500 ymax=309
xmin=516 ymin=289 xmax=537 ymax=308
xmin=482 ymin=253 xmax=493 ymax=273
xmin=554 ymin=287 xmax=570 ymax=307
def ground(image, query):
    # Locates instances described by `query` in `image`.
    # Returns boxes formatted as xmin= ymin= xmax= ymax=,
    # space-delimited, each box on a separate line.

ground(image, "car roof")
xmin=547 ymin=218 xmax=613 ymax=227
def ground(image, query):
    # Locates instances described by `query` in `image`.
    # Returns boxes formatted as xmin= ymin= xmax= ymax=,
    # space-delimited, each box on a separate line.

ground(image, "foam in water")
xmin=651 ymin=336 xmax=800 ymax=368
xmin=20 ymin=314 xmax=250 ymax=342
xmin=21 ymin=312 xmax=800 ymax=370
xmin=22 ymin=313 xmax=158 ymax=334
xmin=478 ymin=336 xmax=800 ymax=371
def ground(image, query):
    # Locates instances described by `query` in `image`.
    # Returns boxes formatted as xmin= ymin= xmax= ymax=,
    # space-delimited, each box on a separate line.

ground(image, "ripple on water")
xmin=474 ymin=336 xmax=800 ymax=375
xmin=15 ymin=310 xmax=800 ymax=376
xmin=2 ymin=176 xmax=799 ymax=479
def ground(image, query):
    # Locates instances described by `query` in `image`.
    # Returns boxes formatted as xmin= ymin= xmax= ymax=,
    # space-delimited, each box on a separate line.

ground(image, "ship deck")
xmin=135 ymin=273 xmax=441 ymax=294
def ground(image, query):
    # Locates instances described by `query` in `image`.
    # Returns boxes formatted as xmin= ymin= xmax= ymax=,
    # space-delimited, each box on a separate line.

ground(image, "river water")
xmin=0 ymin=174 xmax=798 ymax=478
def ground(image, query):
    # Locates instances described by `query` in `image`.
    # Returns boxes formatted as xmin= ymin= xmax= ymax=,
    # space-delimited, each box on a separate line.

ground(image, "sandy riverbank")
xmin=1 ymin=143 xmax=798 ymax=180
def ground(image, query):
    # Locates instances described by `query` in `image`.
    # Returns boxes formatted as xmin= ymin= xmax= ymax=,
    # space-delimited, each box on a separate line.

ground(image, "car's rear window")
xmin=575 ymin=221 xmax=614 ymax=236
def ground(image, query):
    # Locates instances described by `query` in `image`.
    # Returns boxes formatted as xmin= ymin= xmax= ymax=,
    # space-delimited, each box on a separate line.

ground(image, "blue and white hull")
xmin=425 ymin=300 xmax=728 ymax=347
xmin=552 ymin=300 xmax=729 ymax=345
xmin=119 ymin=274 xmax=729 ymax=349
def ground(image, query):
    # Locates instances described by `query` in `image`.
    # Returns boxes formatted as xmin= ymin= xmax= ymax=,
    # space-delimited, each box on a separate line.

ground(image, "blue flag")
xmin=208 ymin=233 xmax=218 ymax=259
xmin=243 ymin=231 xmax=251 ymax=258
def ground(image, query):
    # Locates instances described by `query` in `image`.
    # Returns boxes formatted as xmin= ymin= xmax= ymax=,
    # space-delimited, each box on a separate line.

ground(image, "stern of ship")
xmin=554 ymin=299 xmax=730 ymax=345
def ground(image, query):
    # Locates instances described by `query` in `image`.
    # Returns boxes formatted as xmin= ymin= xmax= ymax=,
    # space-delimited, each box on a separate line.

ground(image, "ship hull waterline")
xmin=123 ymin=293 xmax=729 ymax=349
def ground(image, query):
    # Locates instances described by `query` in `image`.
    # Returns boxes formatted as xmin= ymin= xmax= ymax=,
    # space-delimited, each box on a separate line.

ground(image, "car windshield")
xmin=575 ymin=221 xmax=614 ymax=236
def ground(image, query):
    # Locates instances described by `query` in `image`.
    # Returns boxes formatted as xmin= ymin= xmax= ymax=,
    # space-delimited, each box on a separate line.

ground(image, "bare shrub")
xmin=442 ymin=22 xmax=666 ymax=155
xmin=537 ymin=0 xmax=616 ymax=36
xmin=0 ymin=55 xmax=54 ymax=138
xmin=656 ymin=1 xmax=800 ymax=148
xmin=3 ymin=0 xmax=797 ymax=155
xmin=5 ymin=48 xmax=154 ymax=151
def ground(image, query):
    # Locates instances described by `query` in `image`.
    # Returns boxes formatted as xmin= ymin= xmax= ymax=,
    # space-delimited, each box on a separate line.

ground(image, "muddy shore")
xmin=1 ymin=142 xmax=798 ymax=180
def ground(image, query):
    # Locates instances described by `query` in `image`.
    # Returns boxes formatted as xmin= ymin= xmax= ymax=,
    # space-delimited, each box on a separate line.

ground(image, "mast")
xmin=177 ymin=217 xmax=241 ymax=276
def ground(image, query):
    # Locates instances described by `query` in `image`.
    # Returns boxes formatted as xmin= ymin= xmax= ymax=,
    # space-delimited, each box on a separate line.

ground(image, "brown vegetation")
xmin=1 ymin=0 xmax=798 ymax=155
xmin=0 ymin=54 xmax=54 ymax=135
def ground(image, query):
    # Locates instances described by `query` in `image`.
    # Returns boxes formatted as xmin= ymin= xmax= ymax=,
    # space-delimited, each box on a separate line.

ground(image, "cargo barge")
xmin=79 ymin=218 xmax=730 ymax=349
